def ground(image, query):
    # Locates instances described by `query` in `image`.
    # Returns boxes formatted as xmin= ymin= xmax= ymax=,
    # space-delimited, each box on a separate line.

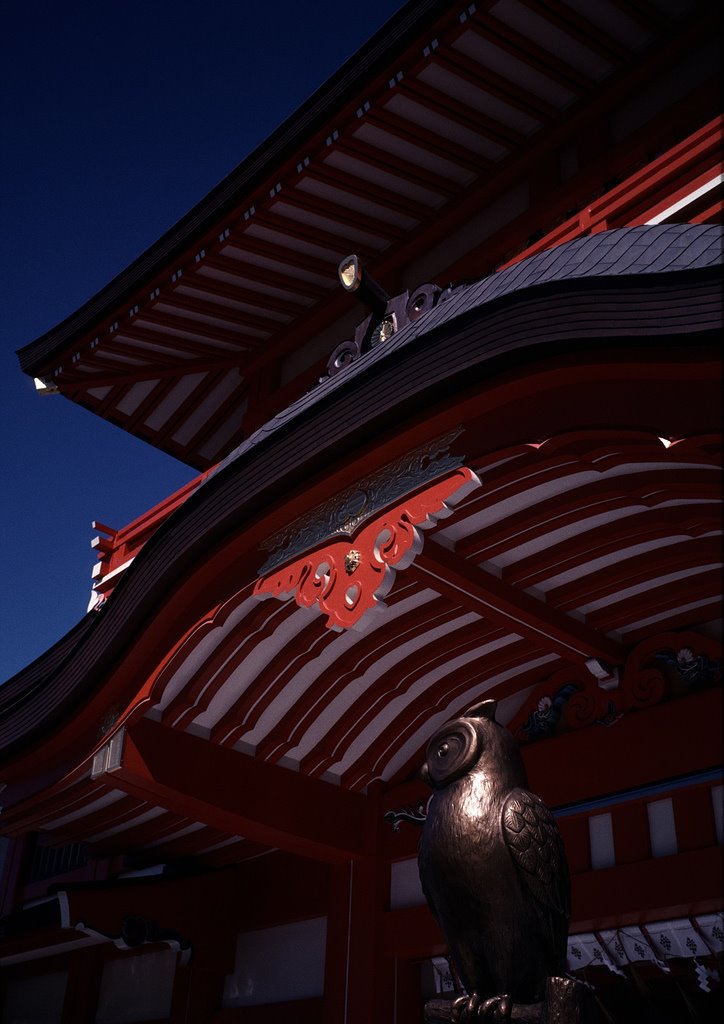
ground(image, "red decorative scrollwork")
xmin=254 ymin=467 xmax=480 ymax=630
xmin=622 ymin=665 xmax=668 ymax=709
xmin=511 ymin=629 xmax=722 ymax=744
xmin=563 ymin=688 xmax=599 ymax=730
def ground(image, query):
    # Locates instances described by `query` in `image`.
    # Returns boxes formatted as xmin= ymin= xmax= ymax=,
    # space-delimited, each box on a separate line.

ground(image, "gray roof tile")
xmin=214 ymin=224 xmax=722 ymax=478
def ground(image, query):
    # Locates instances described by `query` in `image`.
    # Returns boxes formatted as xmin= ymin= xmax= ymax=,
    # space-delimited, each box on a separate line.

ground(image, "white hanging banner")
xmin=567 ymin=914 xmax=724 ymax=994
xmin=567 ymin=932 xmax=625 ymax=976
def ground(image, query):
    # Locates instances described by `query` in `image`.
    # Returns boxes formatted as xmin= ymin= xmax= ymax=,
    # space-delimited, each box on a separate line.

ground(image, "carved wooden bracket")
xmin=511 ymin=630 xmax=722 ymax=743
xmin=254 ymin=467 xmax=480 ymax=630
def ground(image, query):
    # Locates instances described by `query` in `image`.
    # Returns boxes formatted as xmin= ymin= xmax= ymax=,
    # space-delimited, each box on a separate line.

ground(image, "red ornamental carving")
xmin=254 ymin=467 xmax=481 ymax=630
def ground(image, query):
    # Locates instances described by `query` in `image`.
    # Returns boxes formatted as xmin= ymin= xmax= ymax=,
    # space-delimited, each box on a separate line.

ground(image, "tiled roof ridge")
xmin=214 ymin=223 xmax=723 ymax=477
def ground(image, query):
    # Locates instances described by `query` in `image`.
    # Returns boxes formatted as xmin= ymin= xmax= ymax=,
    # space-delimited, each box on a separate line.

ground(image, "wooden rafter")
xmin=466 ymin=12 xmax=592 ymax=92
xmin=156 ymin=289 xmax=290 ymax=333
xmin=134 ymin=308 xmax=267 ymax=349
xmin=429 ymin=46 xmax=556 ymax=121
xmin=514 ymin=0 xmax=630 ymax=64
xmin=360 ymin=107 xmax=487 ymax=174
xmin=250 ymin=209 xmax=382 ymax=263
xmin=272 ymin=188 xmax=407 ymax=242
xmin=333 ymin=137 xmax=458 ymax=199
xmin=396 ymin=76 xmax=524 ymax=149
xmin=411 ymin=541 xmax=624 ymax=665
xmin=174 ymin=271 xmax=307 ymax=317
xmin=223 ymin=232 xmax=339 ymax=279
xmin=200 ymin=251 xmax=329 ymax=299
xmin=303 ymin=163 xmax=429 ymax=220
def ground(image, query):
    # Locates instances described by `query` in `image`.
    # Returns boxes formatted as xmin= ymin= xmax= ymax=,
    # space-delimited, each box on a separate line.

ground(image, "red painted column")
xmin=395 ymin=956 xmax=427 ymax=1024
xmin=323 ymin=862 xmax=353 ymax=1024
xmin=0 ymin=834 xmax=28 ymax=915
xmin=347 ymin=853 xmax=394 ymax=1023
xmin=324 ymin=783 xmax=396 ymax=1024
xmin=62 ymin=945 xmax=105 ymax=1024
xmin=611 ymin=800 xmax=651 ymax=865
xmin=672 ymin=783 xmax=718 ymax=853
xmin=556 ymin=815 xmax=591 ymax=876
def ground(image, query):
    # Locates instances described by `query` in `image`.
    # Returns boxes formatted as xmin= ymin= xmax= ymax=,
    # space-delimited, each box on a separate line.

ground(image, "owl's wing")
xmin=502 ymin=788 xmax=571 ymax=925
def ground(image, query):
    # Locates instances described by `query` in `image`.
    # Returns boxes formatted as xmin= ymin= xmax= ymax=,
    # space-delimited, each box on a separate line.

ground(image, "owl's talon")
xmin=451 ymin=993 xmax=480 ymax=1022
xmin=479 ymin=994 xmax=512 ymax=1021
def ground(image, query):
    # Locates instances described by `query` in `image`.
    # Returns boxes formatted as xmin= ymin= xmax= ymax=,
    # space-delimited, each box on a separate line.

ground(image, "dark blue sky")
xmin=0 ymin=0 xmax=403 ymax=682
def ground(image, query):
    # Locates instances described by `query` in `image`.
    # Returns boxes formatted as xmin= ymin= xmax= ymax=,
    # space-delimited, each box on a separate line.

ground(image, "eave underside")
xmin=1 ymin=241 xmax=721 ymax=868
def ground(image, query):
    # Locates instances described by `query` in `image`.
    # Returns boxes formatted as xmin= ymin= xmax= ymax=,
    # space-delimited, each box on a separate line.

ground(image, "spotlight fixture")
xmin=338 ymin=254 xmax=362 ymax=292
xmin=337 ymin=254 xmax=389 ymax=319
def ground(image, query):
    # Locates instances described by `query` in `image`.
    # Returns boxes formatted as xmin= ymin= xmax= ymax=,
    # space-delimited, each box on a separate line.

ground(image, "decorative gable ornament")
xmin=254 ymin=467 xmax=480 ymax=630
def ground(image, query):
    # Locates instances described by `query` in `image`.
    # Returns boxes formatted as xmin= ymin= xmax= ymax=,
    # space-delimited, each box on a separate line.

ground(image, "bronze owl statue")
xmin=418 ymin=699 xmax=571 ymax=1022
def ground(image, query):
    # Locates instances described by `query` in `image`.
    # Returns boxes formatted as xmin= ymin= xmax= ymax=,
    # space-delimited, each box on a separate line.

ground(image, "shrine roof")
xmin=213 ymin=222 xmax=723 ymax=475
xmin=15 ymin=0 xmax=719 ymax=469
xmin=1 ymin=224 xmax=721 ymax=769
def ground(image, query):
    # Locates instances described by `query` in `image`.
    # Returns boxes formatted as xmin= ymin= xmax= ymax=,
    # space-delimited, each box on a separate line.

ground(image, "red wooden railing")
xmin=499 ymin=115 xmax=723 ymax=270
xmin=89 ymin=467 xmax=214 ymax=607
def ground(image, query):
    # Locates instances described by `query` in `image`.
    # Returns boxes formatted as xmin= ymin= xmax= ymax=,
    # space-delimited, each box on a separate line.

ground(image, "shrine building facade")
xmin=1 ymin=1 xmax=722 ymax=1021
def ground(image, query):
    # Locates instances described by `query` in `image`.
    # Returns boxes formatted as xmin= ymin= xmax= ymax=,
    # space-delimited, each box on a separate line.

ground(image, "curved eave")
xmin=1 ymin=225 xmax=722 ymax=769
xmin=15 ymin=0 xmax=447 ymax=377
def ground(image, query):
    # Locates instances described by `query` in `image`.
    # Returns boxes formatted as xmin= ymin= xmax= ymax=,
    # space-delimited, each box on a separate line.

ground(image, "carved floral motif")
xmin=254 ymin=467 xmax=480 ymax=630
xmin=512 ymin=631 xmax=721 ymax=743
xmin=518 ymin=683 xmax=580 ymax=740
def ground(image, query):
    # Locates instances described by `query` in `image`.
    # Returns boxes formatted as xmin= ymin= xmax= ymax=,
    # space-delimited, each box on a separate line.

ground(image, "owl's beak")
xmin=417 ymin=762 xmax=431 ymax=787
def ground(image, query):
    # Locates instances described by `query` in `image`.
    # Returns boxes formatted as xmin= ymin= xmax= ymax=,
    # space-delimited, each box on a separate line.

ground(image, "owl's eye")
xmin=425 ymin=721 xmax=480 ymax=786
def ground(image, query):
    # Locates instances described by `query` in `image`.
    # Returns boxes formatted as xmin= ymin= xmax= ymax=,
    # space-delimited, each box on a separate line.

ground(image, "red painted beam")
xmin=523 ymin=685 xmax=723 ymax=808
xmin=412 ymin=543 xmax=624 ymax=666
xmin=381 ymin=845 xmax=724 ymax=958
xmin=571 ymin=845 xmax=723 ymax=932
xmin=106 ymin=717 xmax=367 ymax=863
